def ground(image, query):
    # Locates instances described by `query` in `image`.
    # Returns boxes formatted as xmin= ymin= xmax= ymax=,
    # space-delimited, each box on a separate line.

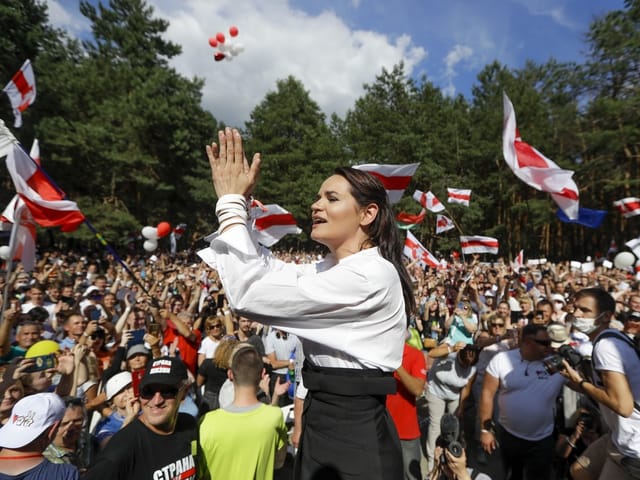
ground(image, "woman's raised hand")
xmin=207 ymin=127 xmax=261 ymax=198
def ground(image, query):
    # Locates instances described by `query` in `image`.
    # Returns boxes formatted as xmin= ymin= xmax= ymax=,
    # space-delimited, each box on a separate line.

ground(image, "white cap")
xmin=105 ymin=371 xmax=132 ymax=401
xmin=0 ymin=393 xmax=65 ymax=448
xmin=551 ymin=293 xmax=566 ymax=304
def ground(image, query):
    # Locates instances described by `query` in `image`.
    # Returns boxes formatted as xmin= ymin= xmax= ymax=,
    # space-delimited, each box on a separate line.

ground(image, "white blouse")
xmin=198 ymin=225 xmax=405 ymax=371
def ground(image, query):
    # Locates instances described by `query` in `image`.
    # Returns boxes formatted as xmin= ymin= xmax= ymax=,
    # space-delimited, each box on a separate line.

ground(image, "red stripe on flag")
xmin=26 ymin=168 xmax=63 ymax=201
xmin=556 ymin=187 xmax=579 ymax=201
xmin=461 ymin=240 xmax=499 ymax=248
xmin=449 ymin=191 xmax=470 ymax=201
xmin=514 ymin=141 xmax=549 ymax=169
xmin=366 ymin=172 xmax=412 ymax=190
xmin=254 ymin=213 xmax=298 ymax=231
xmin=11 ymin=70 xmax=33 ymax=97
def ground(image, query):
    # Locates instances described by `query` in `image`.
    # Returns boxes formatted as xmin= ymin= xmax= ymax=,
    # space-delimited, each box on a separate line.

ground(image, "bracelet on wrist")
xmin=567 ymin=439 xmax=577 ymax=449
xmin=480 ymin=429 xmax=493 ymax=435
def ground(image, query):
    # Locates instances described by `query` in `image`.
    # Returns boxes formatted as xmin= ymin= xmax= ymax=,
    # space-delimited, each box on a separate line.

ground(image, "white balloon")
xmin=614 ymin=251 xmax=635 ymax=269
xmin=143 ymin=239 xmax=158 ymax=252
xmin=141 ymin=226 xmax=158 ymax=240
xmin=233 ymin=42 xmax=244 ymax=54
xmin=0 ymin=245 xmax=11 ymax=260
xmin=217 ymin=43 xmax=228 ymax=53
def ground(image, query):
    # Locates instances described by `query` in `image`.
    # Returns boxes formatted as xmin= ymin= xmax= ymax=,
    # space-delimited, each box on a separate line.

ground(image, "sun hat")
xmin=105 ymin=371 xmax=133 ymax=401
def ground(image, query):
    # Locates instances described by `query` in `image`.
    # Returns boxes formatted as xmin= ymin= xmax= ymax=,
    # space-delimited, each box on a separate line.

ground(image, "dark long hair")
xmin=334 ymin=167 xmax=416 ymax=321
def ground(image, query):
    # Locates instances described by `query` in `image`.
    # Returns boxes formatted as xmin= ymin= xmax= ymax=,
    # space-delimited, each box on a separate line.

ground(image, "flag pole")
xmin=0 ymin=204 xmax=25 ymax=326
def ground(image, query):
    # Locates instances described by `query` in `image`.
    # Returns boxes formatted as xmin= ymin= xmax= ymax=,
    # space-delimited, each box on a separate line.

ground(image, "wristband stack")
xmin=216 ymin=194 xmax=248 ymax=231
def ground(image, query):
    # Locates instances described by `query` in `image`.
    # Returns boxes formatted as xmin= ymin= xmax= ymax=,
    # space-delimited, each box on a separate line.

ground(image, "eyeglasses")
xmin=140 ymin=385 xmax=179 ymax=400
xmin=531 ymin=338 xmax=552 ymax=347
xmin=491 ymin=323 xmax=505 ymax=327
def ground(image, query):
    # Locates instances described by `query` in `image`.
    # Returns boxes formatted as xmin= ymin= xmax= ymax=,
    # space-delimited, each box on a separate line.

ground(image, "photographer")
xmin=558 ymin=288 xmax=640 ymax=480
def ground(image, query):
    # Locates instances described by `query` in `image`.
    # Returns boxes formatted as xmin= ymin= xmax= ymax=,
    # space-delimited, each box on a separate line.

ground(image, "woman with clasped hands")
xmin=198 ymin=127 xmax=415 ymax=480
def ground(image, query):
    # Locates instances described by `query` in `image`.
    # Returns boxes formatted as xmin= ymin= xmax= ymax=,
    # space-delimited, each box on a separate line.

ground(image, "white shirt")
xmin=592 ymin=331 xmax=640 ymax=457
xmin=198 ymin=336 xmax=220 ymax=359
xmin=486 ymin=348 xmax=566 ymax=441
xmin=198 ymin=225 xmax=406 ymax=371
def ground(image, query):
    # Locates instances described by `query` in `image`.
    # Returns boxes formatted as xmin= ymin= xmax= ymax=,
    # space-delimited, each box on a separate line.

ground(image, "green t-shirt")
xmin=199 ymin=403 xmax=287 ymax=480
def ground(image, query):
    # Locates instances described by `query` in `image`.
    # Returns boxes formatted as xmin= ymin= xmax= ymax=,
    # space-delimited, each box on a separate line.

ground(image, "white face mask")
xmin=572 ymin=313 xmax=603 ymax=334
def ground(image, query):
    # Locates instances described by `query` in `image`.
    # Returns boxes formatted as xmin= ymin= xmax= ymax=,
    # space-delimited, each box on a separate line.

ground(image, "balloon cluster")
xmin=208 ymin=26 xmax=244 ymax=62
xmin=141 ymin=222 xmax=171 ymax=252
xmin=0 ymin=245 xmax=11 ymax=261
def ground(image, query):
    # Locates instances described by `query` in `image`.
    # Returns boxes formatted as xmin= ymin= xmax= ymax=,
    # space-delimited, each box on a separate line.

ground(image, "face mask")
xmin=573 ymin=313 xmax=602 ymax=334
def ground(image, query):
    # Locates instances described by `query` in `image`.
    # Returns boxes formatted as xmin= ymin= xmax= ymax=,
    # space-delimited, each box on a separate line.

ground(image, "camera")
xmin=577 ymin=411 xmax=594 ymax=430
xmin=436 ymin=414 xmax=464 ymax=464
xmin=543 ymin=344 xmax=582 ymax=375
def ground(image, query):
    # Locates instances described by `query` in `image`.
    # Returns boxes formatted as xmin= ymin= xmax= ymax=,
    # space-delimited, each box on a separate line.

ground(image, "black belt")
xmin=302 ymin=360 xmax=396 ymax=396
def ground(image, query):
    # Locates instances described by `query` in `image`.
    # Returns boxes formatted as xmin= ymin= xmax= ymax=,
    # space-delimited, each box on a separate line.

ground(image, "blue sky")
xmin=45 ymin=0 xmax=626 ymax=126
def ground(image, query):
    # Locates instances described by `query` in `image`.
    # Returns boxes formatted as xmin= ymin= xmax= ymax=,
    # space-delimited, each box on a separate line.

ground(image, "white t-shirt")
xmin=198 ymin=336 xmax=220 ymax=359
xmin=592 ymin=330 xmax=640 ymax=457
xmin=486 ymin=348 xmax=566 ymax=441
xmin=428 ymin=353 xmax=476 ymax=401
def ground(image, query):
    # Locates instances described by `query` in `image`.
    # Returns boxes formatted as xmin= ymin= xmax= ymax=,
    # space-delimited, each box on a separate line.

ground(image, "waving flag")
xmin=29 ymin=138 xmax=40 ymax=165
xmin=556 ymin=207 xmax=606 ymax=228
xmin=0 ymin=197 xmax=36 ymax=272
xmin=404 ymin=231 xmax=442 ymax=269
xmin=353 ymin=163 xmax=419 ymax=204
xmin=511 ymin=249 xmax=524 ymax=270
xmin=396 ymin=209 xmax=426 ymax=229
xmin=447 ymin=188 xmax=471 ymax=206
xmin=413 ymin=190 xmax=445 ymax=213
xmin=613 ymin=197 xmax=640 ymax=218
xmin=503 ymin=93 xmax=579 ymax=219
xmin=250 ymin=203 xmax=301 ymax=247
xmin=460 ymin=235 xmax=499 ymax=255
xmin=2 ymin=60 xmax=36 ymax=128
xmin=626 ymin=238 xmax=640 ymax=258
xmin=435 ymin=214 xmax=455 ymax=234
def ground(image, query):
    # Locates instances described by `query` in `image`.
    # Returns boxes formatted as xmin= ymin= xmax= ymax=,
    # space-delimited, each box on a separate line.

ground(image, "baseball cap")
xmin=547 ymin=322 xmax=570 ymax=349
xmin=0 ymin=393 xmax=65 ymax=448
xmin=105 ymin=371 xmax=133 ymax=401
xmin=139 ymin=356 xmax=188 ymax=390
xmin=83 ymin=286 xmax=101 ymax=297
xmin=551 ymin=293 xmax=566 ymax=304
xmin=126 ymin=344 xmax=151 ymax=360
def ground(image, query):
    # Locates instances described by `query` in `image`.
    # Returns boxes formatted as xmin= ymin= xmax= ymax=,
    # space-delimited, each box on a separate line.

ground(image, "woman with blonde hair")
xmin=197 ymin=337 xmax=238 ymax=413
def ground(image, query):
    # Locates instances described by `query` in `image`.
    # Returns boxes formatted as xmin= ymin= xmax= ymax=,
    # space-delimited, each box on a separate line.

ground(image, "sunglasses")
xmin=208 ymin=324 xmax=222 ymax=329
xmin=491 ymin=323 xmax=505 ymax=327
xmin=140 ymin=385 xmax=179 ymax=400
xmin=531 ymin=338 xmax=552 ymax=347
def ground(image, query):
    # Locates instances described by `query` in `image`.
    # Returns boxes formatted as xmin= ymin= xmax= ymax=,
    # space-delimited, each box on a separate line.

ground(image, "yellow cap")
xmin=25 ymin=340 xmax=60 ymax=358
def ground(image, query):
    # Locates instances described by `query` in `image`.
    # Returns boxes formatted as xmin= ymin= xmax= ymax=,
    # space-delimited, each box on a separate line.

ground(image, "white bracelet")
xmin=215 ymin=194 xmax=248 ymax=230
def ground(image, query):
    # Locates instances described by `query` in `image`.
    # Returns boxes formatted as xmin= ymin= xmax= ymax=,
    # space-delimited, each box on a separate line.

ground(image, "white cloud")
xmin=442 ymin=44 xmax=473 ymax=97
xmin=511 ymin=0 xmax=577 ymax=30
xmin=45 ymin=0 xmax=90 ymax=36
xmin=45 ymin=0 xmax=426 ymax=127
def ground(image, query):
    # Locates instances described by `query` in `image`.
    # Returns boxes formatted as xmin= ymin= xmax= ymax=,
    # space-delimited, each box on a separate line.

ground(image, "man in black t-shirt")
xmin=85 ymin=356 xmax=198 ymax=480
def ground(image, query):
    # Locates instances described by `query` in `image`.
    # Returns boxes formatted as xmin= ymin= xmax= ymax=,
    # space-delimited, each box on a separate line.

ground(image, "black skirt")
xmin=294 ymin=362 xmax=403 ymax=480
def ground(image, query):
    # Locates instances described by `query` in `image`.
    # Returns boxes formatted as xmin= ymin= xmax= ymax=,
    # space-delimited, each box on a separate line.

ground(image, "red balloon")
xmin=156 ymin=221 xmax=171 ymax=238
xmin=208 ymin=37 xmax=218 ymax=48
xmin=214 ymin=52 xmax=225 ymax=62
xmin=229 ymin=26 xmax=239 ymax=37
xmin=216 ymin=32 xmax=225 ymax=43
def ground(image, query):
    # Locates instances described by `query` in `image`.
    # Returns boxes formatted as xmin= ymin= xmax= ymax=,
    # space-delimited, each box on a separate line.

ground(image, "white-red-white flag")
xmin=435 ymin=214 xmax=455 ymax=234
xmin=447 ymin=188 xmax=471 ymax=206
xmin=250 ymin=203 xmax=301 ymax=247
xmin=2 ymin=60 xmax=36 ymax=128
xmin=29 ymin=138 xmax=40 ymax=166
xmin=413 ymin=189 xmax=445 ymax=213
xmin=460 ymin=235 xmax=499 ymax=255
xmin=353 ymin=163 xmax=419 ymax=204
xmin=403 ymin=231 xmax=442 ymax=269
xmin=511 ymin=249 xmax=524 ymax=270
xmin=396 ymin=209 xmax=426 ymax=228
xmin=503 ymin=93 xmax=579 ymax=220
xmin=614 ymin=198 xmax=640 ymax=218
xmin=5 ymin=143 xmax=85 ymax=232
xmin=0 ymin=196 xmax=36 ymax=272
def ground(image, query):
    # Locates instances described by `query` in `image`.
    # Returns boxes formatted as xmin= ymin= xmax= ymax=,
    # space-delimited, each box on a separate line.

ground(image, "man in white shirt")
xmin=265 ymin=328 xmax=297 ymax=407
xmin=479 ymin=323 xmax=566 ymax=479
xmin=559 ymin=287 xmax=640 ymax=480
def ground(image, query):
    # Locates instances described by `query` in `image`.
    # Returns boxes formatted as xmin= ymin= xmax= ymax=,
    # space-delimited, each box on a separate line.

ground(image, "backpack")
xmin=592 ymin=329 xmax=640 ymax=411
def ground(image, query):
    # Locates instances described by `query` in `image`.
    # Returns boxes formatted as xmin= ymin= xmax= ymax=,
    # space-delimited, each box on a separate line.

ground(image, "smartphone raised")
xmin=127 ymin=328 xmax=146 ymax=348
xmin=24 ymin=354 xmax=57 ymax=373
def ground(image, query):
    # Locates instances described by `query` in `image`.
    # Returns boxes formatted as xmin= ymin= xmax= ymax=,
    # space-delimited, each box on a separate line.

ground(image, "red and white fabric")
xmin=5 ymin=143 xmax=85 ymax=232
xmin=459 ymin=235 xmax=499 ymax=255
xmin=614 ymin=198 xmax=640 ymax=218
xmin=353 ymin=163 xmax=419 ymax=204
xmin=250 ymin=203 xmax=301 ymax=247
xmin=625 ymin=238 xmax=640 ymax=259
xmin=396 ymin=209 xmax=426 ymax=226
xmin=0 ymin=196 xmax=36 ymax=272
xmin=29 ymin=138 xmax=40 ymax=166
xmin=2 ymin=60 xmax=36 ymax=128
xmin=502 ymin=93 xmax=579 ymax=220
xmin=447 ymin=188 xmax=471 ymax=206
xmin=403 ymin=231 xmax=442 ymax=269
xmin=413 ymin=189 xmax=445 ymax=213
xmin=512 ymin=249 xmax=524 ymax=270
xmin=435 ymin=214 xmax=455 ymax=234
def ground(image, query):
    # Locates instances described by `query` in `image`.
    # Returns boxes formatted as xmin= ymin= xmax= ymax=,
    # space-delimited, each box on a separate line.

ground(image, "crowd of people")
xmin=0 ymin=128 xmax=638 ymax=480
